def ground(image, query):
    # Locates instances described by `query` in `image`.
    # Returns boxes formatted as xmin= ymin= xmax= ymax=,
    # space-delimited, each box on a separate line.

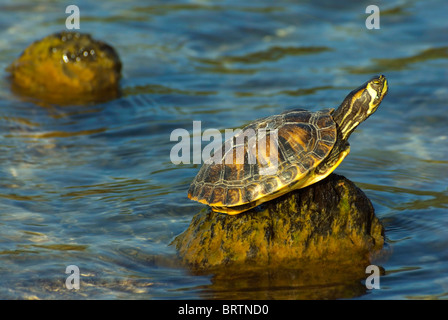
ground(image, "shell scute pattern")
xmin=188 ymin=109 xmax=337 ymax=206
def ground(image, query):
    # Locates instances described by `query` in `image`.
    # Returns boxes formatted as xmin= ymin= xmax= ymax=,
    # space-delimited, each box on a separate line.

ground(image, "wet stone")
xmin=7 ymin=31 xmax=122 ymax=105
xmin=173 ymin=174 xmax=385 ymax=271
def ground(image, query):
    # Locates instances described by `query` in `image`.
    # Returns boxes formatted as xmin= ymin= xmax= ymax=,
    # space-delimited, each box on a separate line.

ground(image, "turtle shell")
xmin=188 ymin=108 xmax=337 ymax=209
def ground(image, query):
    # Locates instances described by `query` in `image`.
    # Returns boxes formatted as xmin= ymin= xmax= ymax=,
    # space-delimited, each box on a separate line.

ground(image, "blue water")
xmin=0 ymin=0 xmax=447 ymax=299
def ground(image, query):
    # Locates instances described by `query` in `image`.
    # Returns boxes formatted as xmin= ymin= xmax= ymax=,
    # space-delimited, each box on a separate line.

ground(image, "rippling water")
xmin=0 ymin=0 xmax=447 ymax=299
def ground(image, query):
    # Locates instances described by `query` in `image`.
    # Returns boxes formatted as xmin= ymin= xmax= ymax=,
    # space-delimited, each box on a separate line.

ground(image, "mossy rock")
xmin=7 ymin=31 xmax=122 ymax=105
xmin=173 ymin=174 xmax=384 ymax=271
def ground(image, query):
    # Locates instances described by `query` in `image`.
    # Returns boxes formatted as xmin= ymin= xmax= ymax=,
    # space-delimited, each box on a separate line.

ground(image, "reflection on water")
xmin=345 ymin=47 xmax=448 ymax=74
xmin=0 ymin=0 xmax=447 ymax=299
xmin=196 ymin=261 xmax=376 ymax=300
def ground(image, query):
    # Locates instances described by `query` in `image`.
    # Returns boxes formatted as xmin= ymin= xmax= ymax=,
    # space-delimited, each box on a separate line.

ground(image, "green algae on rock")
xmin=7 ymin=31 xmax=122 ymax=105
xmin=173 ymin=174 xmax=384 ymax=270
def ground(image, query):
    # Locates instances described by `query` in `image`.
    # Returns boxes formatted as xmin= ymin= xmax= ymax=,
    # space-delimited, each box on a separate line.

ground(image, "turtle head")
xmin=333 ymin=75 xmax=388 ymax=141
xmin=364 ymin=74 xmax=388 ymax=116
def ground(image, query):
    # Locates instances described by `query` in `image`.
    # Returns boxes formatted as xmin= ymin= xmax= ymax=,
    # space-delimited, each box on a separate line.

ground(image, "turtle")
xmin=188 ymin=75 xmax=388 ymax=214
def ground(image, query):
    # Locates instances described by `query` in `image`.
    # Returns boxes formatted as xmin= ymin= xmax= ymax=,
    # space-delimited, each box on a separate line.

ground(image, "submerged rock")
xmin=173 ymin=174 xmax=384 ymax=270
xmin=7 ymin=31 xmax=122 ymax=105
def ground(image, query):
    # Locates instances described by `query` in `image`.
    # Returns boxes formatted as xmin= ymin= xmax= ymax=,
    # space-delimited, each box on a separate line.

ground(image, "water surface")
xmin=0 ymin=0 xmax=447 ymax=299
